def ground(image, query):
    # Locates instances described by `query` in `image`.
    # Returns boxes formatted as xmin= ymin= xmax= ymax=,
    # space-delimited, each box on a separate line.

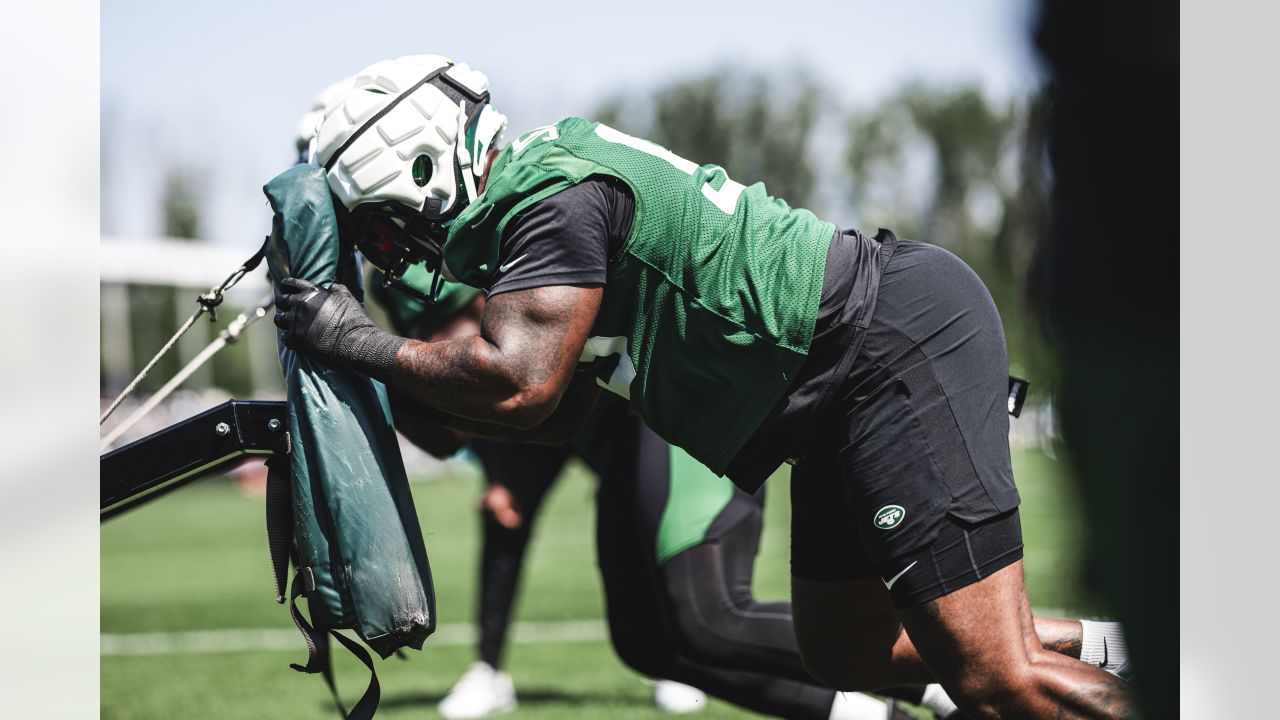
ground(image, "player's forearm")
xmin=390 ymin=372 xmax=599 ymax=446
xmin=275 ymin=281 xmax=599 ymax=428
xmin=439 ymin=415 xmax=562 ymax=445
xmin=389 ymin=286 xmax=596 ymax=426
xmin=389 ymin=334 xmax=558 ymax=428
xmin=443 ymin=374 xmax=599 ymax=445
xmin=391 ymin=398 xmax=575 ymax=446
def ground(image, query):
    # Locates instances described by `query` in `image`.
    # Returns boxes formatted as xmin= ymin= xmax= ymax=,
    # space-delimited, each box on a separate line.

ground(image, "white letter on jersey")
xmin=511 ymin=124 xmax=559 ymax=155
xmin=580 ymin=335 xmax=636 ymax=399
xmin=699 ymin=167 xmax=745 ymax=213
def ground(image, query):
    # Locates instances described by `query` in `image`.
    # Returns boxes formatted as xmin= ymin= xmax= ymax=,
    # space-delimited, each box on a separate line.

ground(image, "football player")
xmin=291 ymin=82 xmax=936 ymax=720
xmin=279 ymin=55 xmax=1132 ymax=719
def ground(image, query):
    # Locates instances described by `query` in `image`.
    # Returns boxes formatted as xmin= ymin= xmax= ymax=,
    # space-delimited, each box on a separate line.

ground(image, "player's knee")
xmin=943 ymin=664 xmax=1036 ymax=719
xmin=666 ymin=602 xmax=735 ymax=666
xmin=656 ymin=554 xmax=729 ymax=664
xmin=608 ymin=627 xmax=673 ymax=680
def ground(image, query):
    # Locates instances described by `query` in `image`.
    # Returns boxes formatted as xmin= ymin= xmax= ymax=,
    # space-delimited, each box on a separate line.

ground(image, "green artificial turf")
xmin=102 ymin=448 xmax=1093 ymax=718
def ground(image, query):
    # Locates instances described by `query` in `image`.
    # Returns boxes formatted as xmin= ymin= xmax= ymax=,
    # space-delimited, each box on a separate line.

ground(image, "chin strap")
xmin=456 ymin=100 xmax=480 ymax=205
xmin=472 ymin=105 xmax=507 ymax=181
xmin=408 ymin=99 xmax=484 ymax=303
xmin=379 ymin=273 xmax=443 ymax=305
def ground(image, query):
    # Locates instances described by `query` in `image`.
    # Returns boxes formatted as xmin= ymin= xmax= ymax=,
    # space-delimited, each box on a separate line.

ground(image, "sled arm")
xmin=100 ymin=400 xmax=289 ymax=521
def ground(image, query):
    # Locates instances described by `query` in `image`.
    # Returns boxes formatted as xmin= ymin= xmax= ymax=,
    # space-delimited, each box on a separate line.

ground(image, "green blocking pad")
xmin=263 ymin=164 xmax=437 ymax=719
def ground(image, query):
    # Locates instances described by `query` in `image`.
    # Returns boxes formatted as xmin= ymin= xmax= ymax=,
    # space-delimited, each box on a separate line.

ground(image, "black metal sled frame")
xmin=101 ymin=400 xmax=288 ymax=521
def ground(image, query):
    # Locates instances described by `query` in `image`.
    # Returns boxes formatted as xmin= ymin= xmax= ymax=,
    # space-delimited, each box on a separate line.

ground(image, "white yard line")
xmin=102 ymin=608 xmax=1088 ymax=657
xmin=101 ymin=619 xmax=607 ymax=656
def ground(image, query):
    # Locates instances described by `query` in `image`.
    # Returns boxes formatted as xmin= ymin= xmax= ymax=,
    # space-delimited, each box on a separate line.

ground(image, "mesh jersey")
xmin=445 ymin=117 xmax=835 ymax=473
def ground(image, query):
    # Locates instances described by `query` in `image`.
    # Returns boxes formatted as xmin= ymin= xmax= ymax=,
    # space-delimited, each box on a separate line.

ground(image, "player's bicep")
xmin=480 ymin=284 xmax=602 ymax=422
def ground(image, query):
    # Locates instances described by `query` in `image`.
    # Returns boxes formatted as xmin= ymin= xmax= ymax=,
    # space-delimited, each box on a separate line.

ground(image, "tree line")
xmin=596 ymin=72 xmax=1054 ymax=393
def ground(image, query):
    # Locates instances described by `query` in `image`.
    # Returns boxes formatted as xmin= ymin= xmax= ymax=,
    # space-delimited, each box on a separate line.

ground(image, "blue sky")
xmin=102 ymin=0 xmax=1043 ymax=248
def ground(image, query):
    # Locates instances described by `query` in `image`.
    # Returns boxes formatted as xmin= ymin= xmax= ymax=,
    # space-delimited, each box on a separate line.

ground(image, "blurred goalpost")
xmin=99 ymin=235 xmax=279 ymax=397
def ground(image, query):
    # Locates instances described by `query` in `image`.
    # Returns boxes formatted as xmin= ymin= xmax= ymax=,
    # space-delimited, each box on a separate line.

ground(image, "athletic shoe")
xmin=830 ymin=692 xmax=896 ymax=719
xmin=919 ymin=682 xmax=960 ymax=716
xmin=654 ymin=680 xmax=707 ymax=714
xmin=437 ymin=662 xmax=517 ymax=719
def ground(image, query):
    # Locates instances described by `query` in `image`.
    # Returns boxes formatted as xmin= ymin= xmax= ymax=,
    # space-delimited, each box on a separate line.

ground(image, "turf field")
xmin=101 ymin=448 xmax=1095 ymax=719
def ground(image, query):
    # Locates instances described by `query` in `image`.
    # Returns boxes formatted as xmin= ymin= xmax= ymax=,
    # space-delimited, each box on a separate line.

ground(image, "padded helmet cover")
xmin=314 ymin=55 xmax=507 ymax=220
xmin=296 ymin=77 xmax=355 ymax=156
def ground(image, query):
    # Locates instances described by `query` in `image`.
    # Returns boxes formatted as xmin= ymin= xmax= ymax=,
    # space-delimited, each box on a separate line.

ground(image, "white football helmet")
xmin=313 ymin=55 xmax=507 ymax=281
xmin=295 ymin=77 xmax=355 ymax=163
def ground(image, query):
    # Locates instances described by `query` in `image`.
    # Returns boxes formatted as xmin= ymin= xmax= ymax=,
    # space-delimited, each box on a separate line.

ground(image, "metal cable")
xmin=99 ymin=294 xmax=274 ymax=450
xmin=98 ymin=306 xmax=206 ymax=425
xmin=99 ymin=250 xmax=266 ymax=426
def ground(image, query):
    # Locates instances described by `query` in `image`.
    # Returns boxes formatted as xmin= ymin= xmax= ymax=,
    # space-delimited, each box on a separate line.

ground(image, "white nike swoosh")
xmin=882 ymin=561 xmax=918 ymax=591
xmin=498 ymin=254 xmax=528 ymax=273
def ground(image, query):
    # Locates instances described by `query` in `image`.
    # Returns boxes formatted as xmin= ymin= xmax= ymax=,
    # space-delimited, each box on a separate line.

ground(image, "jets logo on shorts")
xmin=874 ymin=505 xmax=905 ymax=530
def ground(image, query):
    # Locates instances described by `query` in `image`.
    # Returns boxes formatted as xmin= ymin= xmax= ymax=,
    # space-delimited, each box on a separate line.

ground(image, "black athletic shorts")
xmin=790 ymin=238 xmax=1022 ymax=608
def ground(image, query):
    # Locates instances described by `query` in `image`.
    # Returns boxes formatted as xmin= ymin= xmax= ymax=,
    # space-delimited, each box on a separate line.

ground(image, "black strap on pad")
xmin=287 ymin=570 xmax=381 ymax=720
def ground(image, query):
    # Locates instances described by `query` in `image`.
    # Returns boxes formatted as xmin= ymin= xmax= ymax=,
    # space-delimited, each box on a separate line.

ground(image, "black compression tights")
xmin=593 ymin=423 xmax=839 ymax=720
xmin=472 ymin=439 xmax=566 ymax=669
xmin=655 ymin=511 xmax=928 ymax=710
xmin=659 ymin=510 xmax=819 ymax=685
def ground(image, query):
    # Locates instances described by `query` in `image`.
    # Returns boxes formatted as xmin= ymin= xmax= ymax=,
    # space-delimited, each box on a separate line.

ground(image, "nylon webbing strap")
xmin=287 ymin=569 xmax=324 ymax=674
xmin=99 ymin=294 xmax=274 ymax=451
xmin=265 ymin=456 xmax=293 ymax=604
xmin=288 ymin=570 xmax=382 ymax=720
xmin=327 ymin=629 xmax=381 ymax=720
xmin=288 ymin=570 xmax=346 ymax=717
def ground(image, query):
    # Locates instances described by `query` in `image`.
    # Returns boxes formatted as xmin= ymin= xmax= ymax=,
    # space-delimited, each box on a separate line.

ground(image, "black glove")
xmin=274 ymin=278 xmax=406 ymax=383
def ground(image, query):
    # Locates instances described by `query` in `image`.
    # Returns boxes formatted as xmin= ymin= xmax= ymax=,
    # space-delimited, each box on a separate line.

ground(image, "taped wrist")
xmin=341 ymin=325 xmax=407 ymax=385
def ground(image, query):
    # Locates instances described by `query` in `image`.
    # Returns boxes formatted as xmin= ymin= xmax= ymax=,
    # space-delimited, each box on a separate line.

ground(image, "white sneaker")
xmin=829 ymin=691 xmax=893 ymax=720
xmin=437 ymin=662 xmax=517 ymax=719
xmin=654 ymin=680 xmax=707 ymax=714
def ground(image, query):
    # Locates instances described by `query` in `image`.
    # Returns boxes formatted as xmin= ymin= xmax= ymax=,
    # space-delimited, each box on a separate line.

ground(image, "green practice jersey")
xmin=445 ymin=117 xmax=835 ymax=473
